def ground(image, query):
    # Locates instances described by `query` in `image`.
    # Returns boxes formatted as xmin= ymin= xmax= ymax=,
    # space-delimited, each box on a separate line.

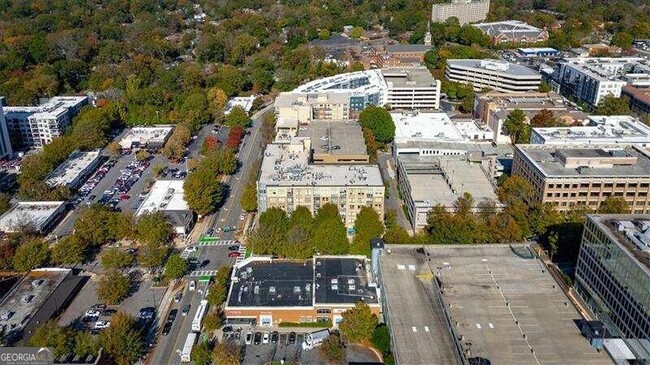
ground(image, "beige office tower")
xmin=431 ymin=0 xmax=491 ymax=25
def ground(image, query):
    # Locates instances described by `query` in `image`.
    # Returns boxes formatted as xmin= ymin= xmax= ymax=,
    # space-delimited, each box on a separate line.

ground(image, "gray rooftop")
xmin=517 ymin=144 xmax=650 ymax=178
xmin=301 ymin=121 xmax=367 ymax=156
xmin=386 ymin=44 xmax=428 ymax=53
xmin=588 ymin=214 xmax=650 ymax=272
xmin=447 ymin=59 xmax=541 ymax=77
xmin=472 ymin=20 xmax=545 ymax=38
xmin=425 ymin=245 xmax=612 ymax=365
xmin=382 ymin=67 xmax=437 ymax=88
xmin=314 ymin=257 xmax=378 ymax=305
xmin=259 ymin=140 xmax=383 ymax=187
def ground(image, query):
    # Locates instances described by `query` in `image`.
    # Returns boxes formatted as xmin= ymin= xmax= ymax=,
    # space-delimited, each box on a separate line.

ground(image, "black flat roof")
xmin=314 ymin=257 xmax=378 ymax=305
xmin=227 ymin=261 xmax=314 ymax=307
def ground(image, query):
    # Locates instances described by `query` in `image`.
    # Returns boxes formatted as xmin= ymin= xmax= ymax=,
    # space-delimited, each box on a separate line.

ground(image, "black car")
xmin=167 ymin=309 xmax=178 ymax=323
xmin=206 ymin=228 xmax=214 ymax=236
xmin=182 ymin=304 xmax=190 ymax=316
xmin=162 ymin=322 xmax=172 ymax=336
xmin=271 ymin=331 xmax=279 ymax=344
xmin=200 ymin=259 xmax=210 ymax=268
xmin=139 ymin=307 xmax=155 ymax=320
xmin=228 ymin=245 xmax=239 ymax=251
xmin=254 ymin=332 xmax=262 ymax=345
xmin=101 ymin=309 xmax=117 ymax=317
xmin=288 ymin=332 xmax=296 ymax=344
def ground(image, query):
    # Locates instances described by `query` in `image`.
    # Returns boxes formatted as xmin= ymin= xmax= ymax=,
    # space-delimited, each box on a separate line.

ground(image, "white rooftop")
xmin=45 ymin=150 xmax=100 ymax=187
xmin=259 ymin=139 xmax=383 ymax=187
xmin=137 ymin=180 xmax=189 ymax=215
xmin=561 ymin=57 xmax=650 ymax=83
xmin=224 ymin=95 xmax=256 ymax=115
xmin=0 ymin=201 xmax=65 ymax=233
xmin=293 ymin=69 xmax=387 ymax=95
xmin=531 ymin=115 xmax=650 ymax=145
xmin=3 ymin=96 xmax=87 ymax=119
xmin=119 ymin=126 xmax=173 ymax=148
xmin=518 ymin=47 xmax=559 ymax=54
xmin=392 ymin=112 xmax=492 ymax=144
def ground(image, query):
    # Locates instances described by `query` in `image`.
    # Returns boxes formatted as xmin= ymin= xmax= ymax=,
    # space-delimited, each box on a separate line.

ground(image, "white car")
xmin=245 ymin=331 xmax=253 ymax=345
xmin=85 ymin=309 xmax=100 ymax=317
xmin=262 ymin=332 xmax=270 ymax=344
xmin=94 ymin=320 xmax=110 ymax=329
xmin=189 ymin=280 xmax=196 ymax=291
xmin=184 ymin=246 xmax=198 ymax=253
xmin=240 ymin=214 xmax=245 ymax=221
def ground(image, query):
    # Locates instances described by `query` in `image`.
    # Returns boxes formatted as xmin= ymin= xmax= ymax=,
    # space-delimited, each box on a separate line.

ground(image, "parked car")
xmin=245 ymin=331 xmax=253 ymax=345
xmin=182 ymin=305 xmax=190 ymax=316
xmin=162 ymin=322 xmax=172 ymax=336
xmin=85 ymin=309 xmax=100 ymax=317
xmin=262 ymin=332 xmax=270 ymax=344
xmin=228 ymin=245 xmax=239 ymax=251
xmin=254 ymin=332 xmax=262 ymax=345
xmin=167 ymin=309 xmax=178 ymax=323
xmin=139 ymin=307 xmax=155 ymax=320
xmin=174 ymin=292 xmax=182 ymax=303
xmin=228 ymin=252 xmax=241 ymax=258
xmin=94 ymin=320 xmax=110 ymax=329
xmin=271 ymin=331 xmax=279 ymax=343
xmin=189 ymin=280 xmax=196 ymax=291
xmin=288 ymin=332 xmax=296 ymax=344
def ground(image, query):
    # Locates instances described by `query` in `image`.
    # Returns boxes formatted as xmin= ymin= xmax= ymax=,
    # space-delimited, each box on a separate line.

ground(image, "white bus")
xmin=302 ymin=329 xmax=330 ymax=350
xmin=191 ymin=300 xmax=208 ymax=332
xmin=180 ymin=332 xmax=197 ymax=363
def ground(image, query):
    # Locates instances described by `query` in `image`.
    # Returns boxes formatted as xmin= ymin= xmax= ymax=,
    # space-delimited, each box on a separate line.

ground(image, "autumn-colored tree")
xmin=226 ymin=126 xmax=245 ymax=149
xmin=340 ymin=301 xmax=378 ymax=343
xmin=530 ymin=109 xmax=562 ymax=128
xmin=202 ymin=135 xmax=219 ymax=154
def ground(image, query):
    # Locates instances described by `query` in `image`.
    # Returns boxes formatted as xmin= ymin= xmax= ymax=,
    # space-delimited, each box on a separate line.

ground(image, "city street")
xmin=378 ymin=152 xmax=411 ymax=232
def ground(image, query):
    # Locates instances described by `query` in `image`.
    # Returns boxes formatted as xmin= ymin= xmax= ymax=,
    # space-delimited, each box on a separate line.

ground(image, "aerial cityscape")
xmin=0 ymin=0 xmax=649 ymax=365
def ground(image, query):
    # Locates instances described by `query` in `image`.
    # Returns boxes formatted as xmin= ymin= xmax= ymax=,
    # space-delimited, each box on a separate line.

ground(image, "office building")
xmin=119 ymin=126 xmax=173 ymax=150
xmin=0 ymin=201 xmax=66 ymax=234
xmin=290 ymin=121 xmax=369 ymax=164
xmin=274 ymin=93 xmax=352 ymax=126
xmin=224 ymin=256 xmax=381 ymax=327
xmin=45 ymin=149 xmax=101 ymax=189
xmin=383 ymin=68 xmax=441 ymax=110
xmin=3 ymin=96 xmax=88 ymax=148
xmin=622 ymin=85 xmax=650 ymax=115
xmin=224 ymin=95 xmax=256 ymax=115
xmin=446 ymin=59 xmax=542 ymax=93
xmin=0 ymin=98 xmax=13 ymax=159
xmin=545 ymin=57 xmax=650 ymax=107
xmin=512 ymin=144 xmax=650 ymax=213
xmin=575 ymin=215 xmax=649 ymax=342
xmin=257 ymin=138 xmax=384 ymax=228
xmin=431 ymin=0 xmax=490 ymax=25
xmin=472 ymin=21 xmax=549 ymax=45
xmin=531 ymin=115 xmax=650 ymax=146
xmin=474 ymin=91 xmax=589 ymax=143
xmin=136 ymin=180 xmax=194 ymax=236
xmin=0 ymin=268 xmax=84 ymax=346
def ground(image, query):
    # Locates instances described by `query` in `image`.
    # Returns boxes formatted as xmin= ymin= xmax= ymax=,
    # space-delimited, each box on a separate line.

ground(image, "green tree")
xmin=136 ymin=212 xmax=172 ymax=246
xmin=598 ymin=196 xmax=630 ymax=214
xmin=184 ymin=167 xmax=225 ymax=216
xmin=351 ymin=207 xmax=384 ymax=256
xmin=503 ymin=109 xmax=530 ymax=144
xmin=0 ymin=192 xmax=11 ymax=215
xmin=359 ymin=106 xmax=395 ymax=144
xmin=74 ymin=330 xmax=99 ymax=357
xmin=206 ymin=282 xmax=228 ymax=307
xmin=207 ymin=87 xmax=228 ymax=120
xmin=320 ymin=333 xmax=346 ymax=364
xmin=164 ymin=253 xmax=189 ymax=279
xmin=240 ymin=183 xmax=258 ymax=212
xmin=202 ymin=309 xmax=224 ymax=332
xmin=225 ymin=106 xmax=250 ymax=128
xmin=51 ymin=235 xmax=87 ymax=265
xmin=97 ymin=270 xmax=131 ymax=305
xmin=319 ymin=29 xmax=331 ymax=40
xmin=594 ymin=95 xmax=631 ymax=116
xmin=101 ymin=248 xmax=135 ymax=270
xmin=339 ymin=301 xmax=378 ymax=343
xmin=248 ymin=207 xmax=289 ymax=255
xmin=312 ymin=218 xmax=349 ymax=255
xmin=371 ymin=324 xmax=392 ymax=356
xmin=539 ymin=81 xmax=552 ymax=93
xmin=135 ymin=150 xmax=150 ymax=161
xmin=611 ymin=31 xmax=634 ymax=49
xmin=192 ymin=341 xmax=213 ymax=365
xmin=13 ymin=239 xmax=50 ymax=271
xmin=98 ymin=312 xmax=144 ymax=365
xmin=107 ymin=141 xmax=122 ymax=156
xmin=212 ymin=341 xmax=240 ymax=365
xmin=28 ymin=321 xmax=74 ymax=358
xmin=350 ymin=26 xmax=363 ymax=39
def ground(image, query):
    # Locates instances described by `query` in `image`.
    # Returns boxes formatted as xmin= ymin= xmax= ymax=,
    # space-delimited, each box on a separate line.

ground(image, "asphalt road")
xmin=377 ymin=152 xmax=411 ymax=232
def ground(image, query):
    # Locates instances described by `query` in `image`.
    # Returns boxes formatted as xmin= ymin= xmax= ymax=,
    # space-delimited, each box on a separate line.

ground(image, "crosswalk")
xmin=197 ymin=239 xmax=239 ymax=246
xmin=189 ymin=270 xmax=218 ymax=277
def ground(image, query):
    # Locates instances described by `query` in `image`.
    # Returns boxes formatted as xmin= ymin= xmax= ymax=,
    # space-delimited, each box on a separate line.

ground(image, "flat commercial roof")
xmin=227 ymin=260 xmax=314 ymax=308
xmin=136 ymin=179 xmax=189 ymax=215
xmin=587 ymin=214 xmax=650 ymax=272
xmin=0 ymin=201 xmax=65 ymax=233
xmin=45 ymin=150 xmax=100 ymax=187
xmin=447 ymin=59 xmax=541 ymax=77
xmin=224 ymin=96 xmax=256 ymax=114
xmin=532 ymin=115 xmax=650 ymax=145
xmin=379 ymin=246 xmax=461 ymax=365
xmin=293 ymin=69 xmax=387 ymax=95
xmin=392 ymin=112 xmax=462 ymax=144
xmin=382 ymin=67 xmax=437 ymax=88
xmin=0 ymin=268 xmax=73 ymax=342
xmin=301 ymin=121 xmax=366 ymax=156
xmin=119 ymin=126 xmax=173 ymax=148
xmin=426 ymin=245 xmax=612 ymax=365
xmin=401 ymin=157 xmax=498 ymax=208
xmin=3 ymin=96 xmax=87 ymax=119
xmin=313 ymin=256 xmax=378 ymax=305
xmin=517 ymin=144 xmax=650 ymax=178
xmin=387 ymin=44 xmax=428 ymax=53
xmin=473 ymin=20 xmax=544 ymax=37
xmin=259 ymin=140 xmax=383 ymax=187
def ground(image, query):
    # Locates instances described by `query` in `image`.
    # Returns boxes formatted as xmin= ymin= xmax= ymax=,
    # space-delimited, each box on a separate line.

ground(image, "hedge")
xmin=278 ymin=320 xmax=333 ymax=328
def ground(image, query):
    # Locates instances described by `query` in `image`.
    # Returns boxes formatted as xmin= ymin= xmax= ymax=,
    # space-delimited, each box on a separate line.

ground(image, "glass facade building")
xmin=574 ymin=215 xmax=650 ymax=341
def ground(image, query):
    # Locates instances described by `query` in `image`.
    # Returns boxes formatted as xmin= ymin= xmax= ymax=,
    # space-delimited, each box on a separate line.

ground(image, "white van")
xmin=189 ymin=280 xmax=196 ymax=291
xmin=302 ymin=329 xmax=330 ymax=350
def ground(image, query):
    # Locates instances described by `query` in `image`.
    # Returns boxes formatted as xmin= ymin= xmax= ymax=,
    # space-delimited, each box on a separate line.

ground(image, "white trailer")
xmin=180 ymin=332 xmax=197 ymax=363
xmin=191 ymin=299 xmax=208 ymax=332
xmin=302 ymin=329 xmax=330 ymax=350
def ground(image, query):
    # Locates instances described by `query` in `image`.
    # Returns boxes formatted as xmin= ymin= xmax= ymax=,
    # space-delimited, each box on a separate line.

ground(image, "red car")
xmin=120 ymin=194 xmax=130 ymax=201
xmin=228 ymin=252 xmax=241 ymax=258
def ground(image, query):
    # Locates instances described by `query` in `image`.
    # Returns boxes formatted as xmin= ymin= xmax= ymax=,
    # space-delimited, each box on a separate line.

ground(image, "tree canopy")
xmin=359 ymin=106 xmax=395 ymax=144
xmin=340 ymin=301 xmax=378 ymax=344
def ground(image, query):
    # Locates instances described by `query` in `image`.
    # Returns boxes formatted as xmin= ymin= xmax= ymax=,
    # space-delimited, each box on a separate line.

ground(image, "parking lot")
xmin=58 ymin=270 xmax=166 ymax=334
